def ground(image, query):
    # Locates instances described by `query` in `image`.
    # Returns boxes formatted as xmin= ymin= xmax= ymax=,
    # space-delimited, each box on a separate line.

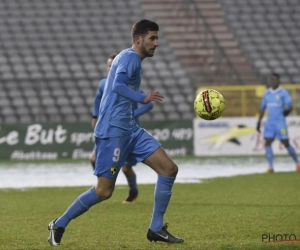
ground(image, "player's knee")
xmin=90 ymin=156 xmax=95 ymax=166
xmin=122 ymin=165 xmax=133 ymax=174
xmin=90 ymin=158 xmax=95 ymax=165
xmin=94 ymin=188 xmax=114 ymax=200
xmin=165 ymin=162 xmax=178 ymax=177
xmin=265 ymin=141 xmax=272 ymax=147
xmin=283 ymin=142 xmax=289 ymax=148
xmin=122 ymin=165 xmax=129 ymax=174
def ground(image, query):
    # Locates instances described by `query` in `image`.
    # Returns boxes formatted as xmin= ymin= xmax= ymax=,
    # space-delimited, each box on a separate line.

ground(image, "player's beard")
xmin=141 ymin=46 xmax=155 ymax=58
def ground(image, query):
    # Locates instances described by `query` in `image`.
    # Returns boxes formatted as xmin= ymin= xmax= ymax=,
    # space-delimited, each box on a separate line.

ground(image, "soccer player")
xmin=48 ymin=19 xmax=184 ymax=246
xmin=90 ymin=55 xmax=153 ymax=203
xmin=90 ymin=53 xmax=116 ymax=169
xmin=256 ymin=73 xmax=300 ymax=173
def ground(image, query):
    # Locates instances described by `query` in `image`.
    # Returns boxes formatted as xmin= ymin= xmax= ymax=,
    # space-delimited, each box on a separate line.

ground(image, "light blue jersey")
xmin=93 ymin=48 xmax=159 ymax=177
xmin=260 ymin=87 xmax=292 ymax=124
xmin=260 ymin=87 xmax=292 ymax=139
xmin=94 ymin=48 xmax=143 ymax=138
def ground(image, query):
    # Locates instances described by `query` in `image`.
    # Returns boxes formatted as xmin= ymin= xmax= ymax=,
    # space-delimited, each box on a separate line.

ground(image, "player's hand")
xmin=144 ymin=91 xmax=164 ymax=103
xmin=91 ymin=118 xmax=97 ymax=129
xmin=283 ymin=109 xmax=291 ymax=116
xmin=256 ymin=121 xmax=261 ymax=133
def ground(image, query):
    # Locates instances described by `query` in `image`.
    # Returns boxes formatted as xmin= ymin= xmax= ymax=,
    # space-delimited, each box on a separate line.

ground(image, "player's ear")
xmin=134 ymin=35 xmax=141 ymax=44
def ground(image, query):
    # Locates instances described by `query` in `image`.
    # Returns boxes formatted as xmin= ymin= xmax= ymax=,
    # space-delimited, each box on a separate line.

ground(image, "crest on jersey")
xmin=110 ymin=165 xmax=117 ymax=175
xmin=276 ymin=94 xmax=280 ymax=99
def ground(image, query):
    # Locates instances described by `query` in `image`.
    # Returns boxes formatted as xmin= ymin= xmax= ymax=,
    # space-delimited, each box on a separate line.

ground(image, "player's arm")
xmin=256 ymin=95 xmax=266 ymax=133
xmin=113 ymin=73 xmax=163 ymax=103
xmin=91 ymin=81 xmax=103 ymax=129
xmin=283 ymin=91 xmax=293 ymax=117
xmin=256 ymin=110 xmax=265 ymax=133
xmin=134 ymin=102 xmax=153 ymax=118
xmin=283 ymin=107 xmax=292 ymax=116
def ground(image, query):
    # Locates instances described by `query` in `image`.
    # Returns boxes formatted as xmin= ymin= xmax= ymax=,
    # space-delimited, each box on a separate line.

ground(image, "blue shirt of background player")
xmin=94 ymin=48 xmax=152 ymax=138
xmin=260 ymin=87 xmax=292 ymax=124
xmin=93 ymin=78 xmax=106 ymax=118
xmin=132 ymin=89 xmax=153 ymax=126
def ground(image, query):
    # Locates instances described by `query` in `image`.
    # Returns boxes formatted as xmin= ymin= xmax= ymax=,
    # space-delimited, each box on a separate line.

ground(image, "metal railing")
xmin=183 ymin=0 xmax=246 ymax=85
xmin=196 ymin=84 xmax=300 ymax=117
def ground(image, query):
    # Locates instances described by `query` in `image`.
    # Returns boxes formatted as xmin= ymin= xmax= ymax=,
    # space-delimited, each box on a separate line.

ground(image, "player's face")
xmin=139 ymin=31 xmax=159 ymax=58
xmin=106 ymin=58 xmax=113 ymax=72
xmin=270 ymin=76 xmax=280 ymax=90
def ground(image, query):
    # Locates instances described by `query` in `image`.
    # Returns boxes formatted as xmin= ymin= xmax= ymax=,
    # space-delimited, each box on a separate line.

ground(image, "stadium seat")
xmin=0 ymin=0 xmax=198 ymax=124
xmin=0 ymin=97 xmax=10 ymax=107
xmin=220 ymin=0 xmax=300 ymax=83
xmin=5 ymin=115 xmax=18 ymax=124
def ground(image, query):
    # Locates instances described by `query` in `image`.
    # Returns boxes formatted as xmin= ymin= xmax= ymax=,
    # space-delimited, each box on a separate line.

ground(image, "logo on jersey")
xmin=280 ymin=128 xmax=287 ymax=135
xmin=110 ymin=165 xmax=117 ymax=175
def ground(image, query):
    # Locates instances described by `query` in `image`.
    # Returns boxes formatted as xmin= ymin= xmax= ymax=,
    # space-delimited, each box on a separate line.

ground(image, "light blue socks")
xmin=266 ymin=145 xmax=274 ymax=169
xmin=149 ymin=175 xmax=175 ymax=232
xmin=55 ymin=187 xmax=101 ymax=228
xmin=286 ymin=145 xmax=299 ymax=163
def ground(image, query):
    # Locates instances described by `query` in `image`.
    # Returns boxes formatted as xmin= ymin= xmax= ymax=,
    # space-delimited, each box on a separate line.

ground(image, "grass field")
xmin=1 ymin=171 xmax=300 ymax=250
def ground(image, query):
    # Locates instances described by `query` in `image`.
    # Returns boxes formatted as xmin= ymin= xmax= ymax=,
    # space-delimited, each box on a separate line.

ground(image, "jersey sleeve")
xmin=112 ymin=53 xmax=145 ymax=103
xmin=112 ymin=73 xmax=145 ymax=103
xmin=282 ymin=89 xmax=292 ymax=108
xmin=115 ymin=53 xmax=140 ymax=78
xmin=133 ymin=89 xmax=153 ymax=117
xmin=134 ymin=102 xmax=153 ymax=117
xmin=259 ymin=92 xmax=267 ymax=111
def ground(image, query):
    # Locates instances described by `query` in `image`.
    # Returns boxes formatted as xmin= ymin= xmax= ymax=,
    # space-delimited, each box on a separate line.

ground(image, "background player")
xmin=90 ymin=53 xmax=117 ymax=169
xmin=256 ymin=73 xmax=300 ymax=173
xmin=48 ymin=19 xmax=184 ymax=246
xmin=90 ymin=55 xmax=153 ymax=203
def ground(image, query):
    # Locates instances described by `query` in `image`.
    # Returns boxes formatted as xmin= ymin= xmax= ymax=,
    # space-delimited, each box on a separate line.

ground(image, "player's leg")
xmin=280 ymin=139 xmax=299 ymax=162
xmin=280 ymin=140 xmax=300 ymax=171
xmin=276 ymin=124 xmax=300 ymax=171
xmin=263 ymin=122 xmax=275 ymax=172
xmin=122 ymin=162 xmax=138 ymax=203
xmin=143 ymin=147 xmax=183 ymax=243
xmin=131 ymin=128 xmax=183 ymax=243
xmin=264 ymin=138 xmax=274 ymax=173
xmin=48 ymin=136 xmax=128 ymax=246
xmin=48 ymin=177 xmax=116 ymax=246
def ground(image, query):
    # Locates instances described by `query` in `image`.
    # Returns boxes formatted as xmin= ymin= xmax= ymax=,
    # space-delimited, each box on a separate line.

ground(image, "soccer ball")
xmin=194 ymin=89 xmax=225 ymax=120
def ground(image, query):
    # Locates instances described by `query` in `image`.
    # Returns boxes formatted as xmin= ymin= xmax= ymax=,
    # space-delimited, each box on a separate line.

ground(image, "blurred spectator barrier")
xmin=0 ymin=121 xmax=193 ymax=160
xmin=196 ymin=84 xmax=300 ymax=117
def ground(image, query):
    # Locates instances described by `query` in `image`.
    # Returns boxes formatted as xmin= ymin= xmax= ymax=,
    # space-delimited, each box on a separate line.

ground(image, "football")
xmin=194 ymin=89 xmax=225 ymax=120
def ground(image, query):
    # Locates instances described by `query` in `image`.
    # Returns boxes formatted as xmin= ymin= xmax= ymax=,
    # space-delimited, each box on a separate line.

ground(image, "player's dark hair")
xmin=131 ymin=19 xmax=159 ymax=38
xmin=272 ymin=72 xmax=280 ymax=79
xmin=108 ymin=53 xmax=117 ymax=60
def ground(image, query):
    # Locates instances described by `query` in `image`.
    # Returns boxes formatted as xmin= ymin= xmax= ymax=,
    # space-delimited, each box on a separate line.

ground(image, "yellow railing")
xmin=196 ymin=84 xmax=300 ymax=117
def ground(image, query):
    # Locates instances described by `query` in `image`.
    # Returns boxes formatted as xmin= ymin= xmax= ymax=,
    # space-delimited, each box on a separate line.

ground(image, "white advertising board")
xmin=193 ymin=116 xmax=300 ymax=156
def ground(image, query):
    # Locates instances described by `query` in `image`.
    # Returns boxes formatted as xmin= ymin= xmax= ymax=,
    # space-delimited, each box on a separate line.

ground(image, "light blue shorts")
xmin=92 ymin=146 xmax=137 ymax=167
xmin=263 ymin=121 xmax=289 ymax=140
xmin=94 ymin=127 xmax=161 ymax=178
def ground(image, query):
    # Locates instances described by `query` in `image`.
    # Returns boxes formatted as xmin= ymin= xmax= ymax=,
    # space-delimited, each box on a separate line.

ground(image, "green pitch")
xmin=1 ymin=172 xmax=300 ymax=250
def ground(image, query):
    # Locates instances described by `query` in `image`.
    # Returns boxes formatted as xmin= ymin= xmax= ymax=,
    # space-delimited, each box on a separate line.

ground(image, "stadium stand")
xmin=219 ymin=0 xmax=300 ymax=84
xmin=1 ymin=0 xmax=299 ymax=124
xmin=0 ymin=0 xmax=195 ymax=124
xmin=139 ymin=0 xmax=260 ymax=85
